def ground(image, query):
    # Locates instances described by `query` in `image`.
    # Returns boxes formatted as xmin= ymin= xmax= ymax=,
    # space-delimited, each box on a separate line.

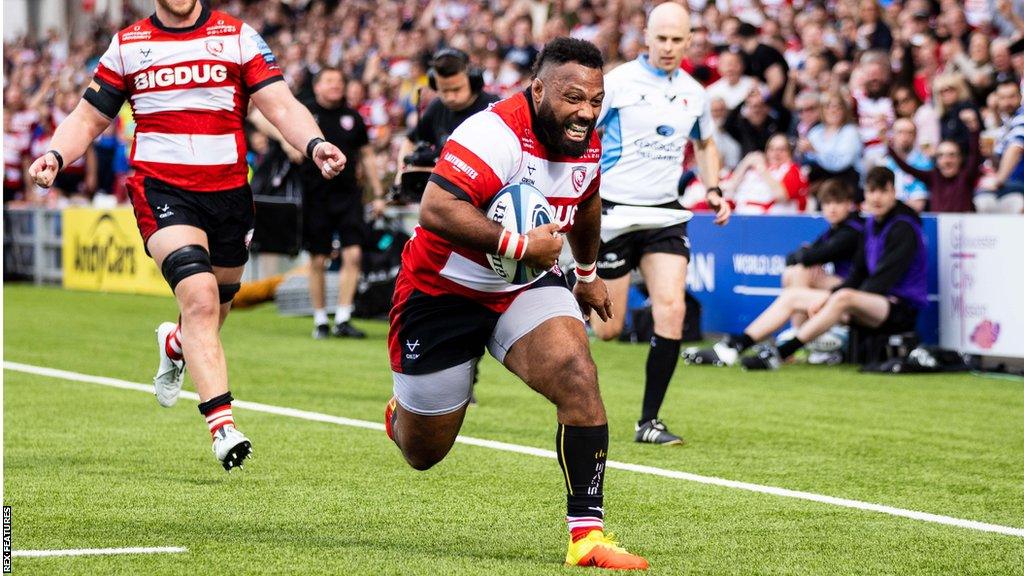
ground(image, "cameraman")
xmin=396 ymin=48 xmax=500 ymax=198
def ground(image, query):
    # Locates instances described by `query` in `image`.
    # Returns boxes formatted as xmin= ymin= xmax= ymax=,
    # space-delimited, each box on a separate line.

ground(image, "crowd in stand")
xmin=5 ymin=0 xmax=1024 ymax=214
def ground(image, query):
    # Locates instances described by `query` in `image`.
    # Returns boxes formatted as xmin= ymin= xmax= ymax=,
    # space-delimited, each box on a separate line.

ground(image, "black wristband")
xmin=706 ymin=186 xmax=722 ymax=196
xmin=47 ymin=149 xmax=64 ymax=172
xmin=306 ymin=137 xmax=325 ymax=160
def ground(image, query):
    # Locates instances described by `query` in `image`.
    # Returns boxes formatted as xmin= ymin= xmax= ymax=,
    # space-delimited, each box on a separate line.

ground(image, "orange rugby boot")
xmin=565 ymin=530 xmax=649 ymax=570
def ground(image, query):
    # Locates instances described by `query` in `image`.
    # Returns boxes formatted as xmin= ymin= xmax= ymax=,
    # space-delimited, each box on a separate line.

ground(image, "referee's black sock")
xmin=641 ymin=334 xmax=681 ymax=423
xmin=731 ymin=332 xmax=755 ymax=352
xmin=556 ymin=423 xmax=608 ymax=540
xmin=777 ymin=337 xmax=804 ymax=359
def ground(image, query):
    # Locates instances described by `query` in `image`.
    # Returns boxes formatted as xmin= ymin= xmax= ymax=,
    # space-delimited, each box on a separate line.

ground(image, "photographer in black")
xmin=395 ymin=48 xmax=501 ymax=202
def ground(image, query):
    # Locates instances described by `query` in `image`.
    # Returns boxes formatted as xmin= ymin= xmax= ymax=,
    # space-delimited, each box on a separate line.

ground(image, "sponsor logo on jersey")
xmin=133 ymin=64 xmax=229 ymax=90
xmin=442 ymin=152 xmax=479 ymax=180
xmin=571 ymin=166 xmax=587 ymax=193
xmin=656 ymin=125 xmax=675 ymax=136
xmin=340 ymin=115 xmax=354 ymax=131
xmin=252 ymin=33 xmax=277 ymax=65
xmin=552 ymin=204 xmax=578 ymax=228
xmin=122 ymin=26 xmax=152 ymax=41
xmin=207 ymin=20 xmax=238 ymax=35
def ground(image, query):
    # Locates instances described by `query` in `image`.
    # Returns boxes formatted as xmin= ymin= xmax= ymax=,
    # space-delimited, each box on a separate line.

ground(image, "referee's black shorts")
xmin=596 ymin=200 xmax=691 ymax=280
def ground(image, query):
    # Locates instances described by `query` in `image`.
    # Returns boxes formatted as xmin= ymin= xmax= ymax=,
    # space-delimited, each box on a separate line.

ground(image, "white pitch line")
xmin=14 ymin=546 xmax=187 ymax=558
xmin=5 ymin=361 xmax=1024 ymax=539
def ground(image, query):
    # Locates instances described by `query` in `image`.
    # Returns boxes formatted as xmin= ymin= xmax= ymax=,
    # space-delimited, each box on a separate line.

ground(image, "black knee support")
xmin=198 ymin=391 xmax=234 ymax=415
xmin=218 ymin=282 xmax=241 ymax=304
xmin=161 ymin=244 xmax=213 ymax=291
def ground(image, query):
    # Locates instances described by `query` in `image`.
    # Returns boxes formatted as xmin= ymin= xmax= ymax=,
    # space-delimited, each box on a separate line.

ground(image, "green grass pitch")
xmin=3 ymin=284 xmax=1024 ymax=575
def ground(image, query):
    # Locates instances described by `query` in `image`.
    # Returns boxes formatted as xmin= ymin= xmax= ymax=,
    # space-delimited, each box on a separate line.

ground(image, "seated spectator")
xmin=872 ymin=118 xmax=932 ymax=212
xmin=687 ymin=167 xmax=927 ymax=371
xmin=800 ymin=91 xmax=862 ymax=193
xmin=724 ymin=88 xmax=791 ymax=157
xmin=707 ymin=50 xmax=757 ymax=110
xmin=724 ymin=134 xmax=808 ymax=214
xmin=977 ymin=100 xmax=1024 ymax=214
xmin=892 ymin=84 xmax=940 ymax=155
xmin=783 ymin=180 xmax=864 ymax=297
xmin=888 ymin=110 xmax=983 ymax=212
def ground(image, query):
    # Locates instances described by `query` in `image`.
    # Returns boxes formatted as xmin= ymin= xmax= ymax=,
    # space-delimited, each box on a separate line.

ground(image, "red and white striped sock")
xmin=567 ymin=515 xmax=604 ymax=542
xmin=165 ymin=324 xmax=183 ymax=362
xmin=204 ymin=404 xmax=234 ymax=437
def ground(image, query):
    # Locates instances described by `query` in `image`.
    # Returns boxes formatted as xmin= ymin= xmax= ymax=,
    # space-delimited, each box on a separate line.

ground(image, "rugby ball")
xmin=485 ymin=183 xmax=554 ymax=284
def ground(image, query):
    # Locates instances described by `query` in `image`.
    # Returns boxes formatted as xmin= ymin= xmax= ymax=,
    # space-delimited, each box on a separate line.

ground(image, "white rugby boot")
xmin=153 ymin=322 xmax=186 ymax=407
xmin=213 ymin=425 xmax=253 ymax=472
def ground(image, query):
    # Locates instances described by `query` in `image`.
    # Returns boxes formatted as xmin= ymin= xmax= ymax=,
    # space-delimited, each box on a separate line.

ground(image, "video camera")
xmin=394 ymin=141 xmax=437 ymax=204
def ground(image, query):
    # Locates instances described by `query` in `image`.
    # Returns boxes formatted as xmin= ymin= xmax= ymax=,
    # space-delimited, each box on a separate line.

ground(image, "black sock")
xmin=641 ymin=335 xmax=681 ymax=423
xmin=732 ymin=332 xmax=755 ymax=352
xmin=777 ymin=337 xmax=804 ymax=359
xmin=556 ymin=423 xmax=607 ymax=525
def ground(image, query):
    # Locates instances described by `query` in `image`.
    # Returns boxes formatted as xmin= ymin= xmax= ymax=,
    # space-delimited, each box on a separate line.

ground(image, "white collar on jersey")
xmin=637 ymin=54 xmax=682 ymax=81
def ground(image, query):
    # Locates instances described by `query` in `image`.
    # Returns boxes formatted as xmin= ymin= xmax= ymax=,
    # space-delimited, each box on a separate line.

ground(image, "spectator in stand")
xmin=892 ymin=84 xmax=940 ymax=155
xmin=856 ymin=0 xmax=893 ymax=52
xmin=800 ymin=91 xmax=862 ymax=193
xmin=707 ymin=50 xmax=758 ymax=111
xmin=947 ymin=33 xmax=995 ymax=105
xmin=979 ymin=98 xmax=1024 ymax=213
xmin=852 ymin=51 xmax=894 ymax=157
xmin=990 ymin=38 xmax=1017 ymax=85
xmin=709 ymin=97 xmax=743 ymax=171
xmin=790 ymin=90 xmax=822 ymax=142
xmin=723 ymin=87 xmax=790 ymax=157
xmin=681 ymin=27 xmax=719 ymax=86
xmin=992 ymin=0 xmax=1024 ymax=37
xmin=888 ymin=111 xmax=984 ymax=212
xmin=872 ymin=119 xmax=932 ymax=212
xmin=724 ymin=134 xmax=809 ymax=214
xmin=934 ymin=73 xmax=982 ymax=154
xmin=735 ymin=22 xmax=789 ymax=100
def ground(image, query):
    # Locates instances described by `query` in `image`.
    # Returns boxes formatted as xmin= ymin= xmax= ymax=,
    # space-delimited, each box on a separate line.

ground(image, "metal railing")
xmin=3 ymin=207 xmax=63 ymax=285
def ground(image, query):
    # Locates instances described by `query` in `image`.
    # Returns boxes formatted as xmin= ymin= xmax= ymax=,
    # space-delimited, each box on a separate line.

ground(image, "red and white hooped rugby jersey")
xmin=92 ymin=7 xmax=282 ymax=191
xmin=404 ymin=90 xmax=601 ymax=312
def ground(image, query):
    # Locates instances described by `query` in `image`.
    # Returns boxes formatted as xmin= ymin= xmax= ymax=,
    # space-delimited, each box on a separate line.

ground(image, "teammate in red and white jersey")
xmin=384 ymin=38 xmax=648 ymax=570
xmin=28 ymin=0 xmax=346 ymax=472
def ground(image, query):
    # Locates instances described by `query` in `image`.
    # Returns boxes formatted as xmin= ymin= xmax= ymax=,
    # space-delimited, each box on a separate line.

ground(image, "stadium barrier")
xmin=3 ymin=207 xmax=63 ymax=285
xmin=937 ymin=215 xmax=1023 ymax=358
xmin=61 ymin=207 xmax=170 ymax=296
xmin=685 ymin=213 xmax=941 ymax=346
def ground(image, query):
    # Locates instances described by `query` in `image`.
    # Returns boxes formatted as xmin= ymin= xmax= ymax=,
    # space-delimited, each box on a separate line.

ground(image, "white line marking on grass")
xmin=14 ymin=546 xmax=187 ymax=558
xmin=6 ymin=361 xmax=1024 ymax=539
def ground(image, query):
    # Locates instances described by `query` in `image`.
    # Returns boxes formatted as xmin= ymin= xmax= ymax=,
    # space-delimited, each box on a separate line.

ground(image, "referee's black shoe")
xmin=635 ymin=419 xmax=685 ymax=445
xmin=332 ymin=321 xmax=366 ymax=339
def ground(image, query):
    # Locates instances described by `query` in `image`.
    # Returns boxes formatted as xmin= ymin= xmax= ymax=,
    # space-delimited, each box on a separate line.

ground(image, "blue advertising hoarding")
xmin=684 ymin=213 xmax=939 ymax=343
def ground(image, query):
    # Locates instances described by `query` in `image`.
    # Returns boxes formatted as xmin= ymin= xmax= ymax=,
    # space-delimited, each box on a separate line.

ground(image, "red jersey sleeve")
xmin=427 ymin=110 xmax=520 ymax=208
xmin=239 ymin=23 xmax=284 ymax=92
xmin=94 ymin=34 xmax=126 ymax=93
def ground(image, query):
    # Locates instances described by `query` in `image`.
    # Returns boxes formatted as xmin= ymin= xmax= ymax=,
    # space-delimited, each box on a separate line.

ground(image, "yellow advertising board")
xmin=62 ymin=207 xmax=171 ymax=296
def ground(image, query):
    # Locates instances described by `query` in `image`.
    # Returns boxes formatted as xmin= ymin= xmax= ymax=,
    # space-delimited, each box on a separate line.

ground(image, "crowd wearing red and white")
xmin=5 ymin=0 xmax=1024 ymax=214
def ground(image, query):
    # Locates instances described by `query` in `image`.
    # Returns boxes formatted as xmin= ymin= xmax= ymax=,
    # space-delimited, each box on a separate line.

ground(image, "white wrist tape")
xmin=575 ymin=261 xmax=597 ymax=283
xmin=498 ymin=229 xmax=529 ymax=261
